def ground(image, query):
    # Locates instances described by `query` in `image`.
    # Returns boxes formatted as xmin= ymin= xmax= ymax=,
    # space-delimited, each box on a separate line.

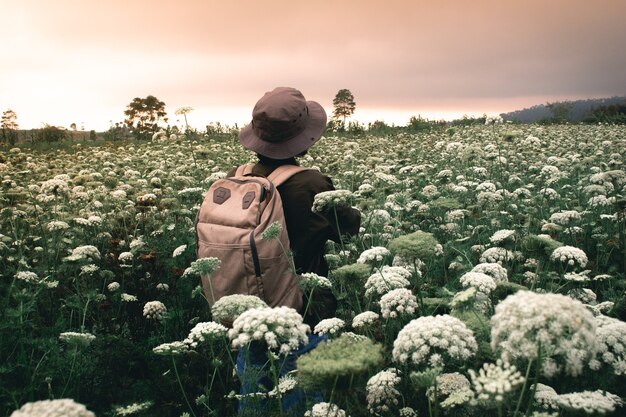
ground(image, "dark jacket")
xmin=228 ymin=156 xmax=361 ymax=276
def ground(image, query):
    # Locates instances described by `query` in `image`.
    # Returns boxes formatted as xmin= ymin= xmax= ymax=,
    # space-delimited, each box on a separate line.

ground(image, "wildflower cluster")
xmin=184 ymin=321 xmax=228 ymax=348
xmin=142 ymin=301 xmax=167 ymax=321
xmin=366 ymin=368 xmax=401 ymax=416
xmin=379 ymin=288 xmax=418 ymax=318
xmin=357 ymin=246 xmax=391 ymax=264
xmin=10 ymin=399 xmax=95 ymax=417
xmin=152 ymin=341 xmax=189 ymax=356
xmin=550 ymin=245 xmax=588 ymax=268
xmin=299 ymin=272 xmax=332 ymax=290
xmin=591 ymin=315 xmax=626 ymax=375
xmin=459 ymin=271 xmax=497 ymax=295
xmin=304 ymin=402 xmax=347 ymax=417
xmin=298 ymin=334 xmax=383 ymax=388
xmin=468 ymin=359 xmax=524 ymax=404
xmin=59 ymin=332 xmax=96 ymax=347
xmin=228 ymin=306 xmax=309 ymax=354
xmin=313 ymin=317 xmax=345 ymax=336
xmin=388 ymin=230 xmax=440 ymax=260
xmin=364 ymin=268 xmax=411 ymax=298
xmin=392 ymin=315 xmax=478 ymax=369
xmin=490 ymin=291 xmax=596 ymax=376
xmin=211 ymin=294 xmax=267 ymax=323
xmin=471 ymin=262 xmax=508 ymax=283
xmin=183 ymin=257 xmax=221 ymax=277
xmin=311 ymin=189 xmax=353 ymax=213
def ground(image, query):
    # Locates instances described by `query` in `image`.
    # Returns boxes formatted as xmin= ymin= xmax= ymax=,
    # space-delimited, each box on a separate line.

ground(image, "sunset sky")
xmin=1 ymin=0 xmax=625 ymax=131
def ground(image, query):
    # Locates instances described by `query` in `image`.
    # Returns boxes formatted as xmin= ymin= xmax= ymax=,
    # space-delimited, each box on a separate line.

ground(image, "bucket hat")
xmin=239 ymin=87 xmax=327 ymax=159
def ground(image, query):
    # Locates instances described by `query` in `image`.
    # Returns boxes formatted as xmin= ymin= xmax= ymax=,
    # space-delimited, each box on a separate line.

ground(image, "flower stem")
xmin=172 ymin=356 xmax=197 ymax=417
xmin=514 ymin=357 xmax=535 ymax=417
xmin=333 ymin=207 xmax=346 ymax=254
xmin=61 ymin=346 xmax=79 ymax=397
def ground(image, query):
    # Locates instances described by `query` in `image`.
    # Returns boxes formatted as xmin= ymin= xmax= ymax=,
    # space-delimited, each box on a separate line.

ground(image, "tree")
xmin=123 ymin=95 xmax=168 ymax=139
xmin=332 ymin=89 xmax=356 ymax=127
xmin=35 ymin=124 xmax=67 ymax=143
xmin=546 ymin=101 xmax=573 ymax=124
xmin=1 ymin=109 xmax=19 ymax=145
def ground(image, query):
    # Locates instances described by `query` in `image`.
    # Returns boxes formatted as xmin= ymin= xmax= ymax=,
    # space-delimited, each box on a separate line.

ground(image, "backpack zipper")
xmin=249 ymin=230 xmax=262 ymax=278
xmin=225 ymin=177 xmax=272 ymax=202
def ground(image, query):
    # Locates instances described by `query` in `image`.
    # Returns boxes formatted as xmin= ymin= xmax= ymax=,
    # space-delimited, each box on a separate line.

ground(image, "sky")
xmin=1 ymin=0 xmax=625 ymax=131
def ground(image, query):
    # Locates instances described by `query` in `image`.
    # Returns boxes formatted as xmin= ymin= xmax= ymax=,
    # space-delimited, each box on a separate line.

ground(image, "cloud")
xmin=1 ymin=0 xmax=625 ymax=129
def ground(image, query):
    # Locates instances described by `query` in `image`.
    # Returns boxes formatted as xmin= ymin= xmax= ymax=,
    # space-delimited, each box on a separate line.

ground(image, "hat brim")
xmin=238 ymin=100 xmax=327 ymax=159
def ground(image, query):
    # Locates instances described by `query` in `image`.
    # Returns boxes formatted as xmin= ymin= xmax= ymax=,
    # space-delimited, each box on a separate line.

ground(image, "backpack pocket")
xmin=198 ymin=242 xmax=260 ymax=305
xmin=258 ymin=254 xmax=303 ymax=311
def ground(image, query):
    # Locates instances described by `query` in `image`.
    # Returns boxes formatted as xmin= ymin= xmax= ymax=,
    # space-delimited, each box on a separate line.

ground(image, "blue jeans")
xmin=235 ymin=333 xmax=327 ymax=416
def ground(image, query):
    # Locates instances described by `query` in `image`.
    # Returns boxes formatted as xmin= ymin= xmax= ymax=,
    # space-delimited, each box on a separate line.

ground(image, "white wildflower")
xmin=426 ymin=372 xmax=471 ymax=407
xmin=533 ymin=383 xmax=560 ymax=410
xmin=47 ymin=221 xmax=70 ymax=231
xmin=364 ymin=268 xmax=411 ymax=298
xmin=380 ymin=288 xmax=418 ymax=319
xmin=267 ymin=375 xmax=298 ymax=397
xmin=152 ymin=341 xmax=189 ymax=356
xmin=15 ymin=271 xmax=39 ymax=284
xmin=471 ymin=263 xmax=508 ymax=283
xmin=229 ymin=306 xmax=309 ymax=355
xmin=59 ymin=331 xmax=96 ymax=347
xmin=172 ymin=244 xmax=187 ymax=257
xmin=184 ymin=321 xmax=228 ymax=348
xmin=304 ymin=402 xmax=346 ymax=417
xmin=366 ymin=368 xmax=401 ymax=416
xmin=10 ymin=399 xmax=95 ymax=417
xmin=557 ymin=390 xmax=623 ymax=415
xmin=459 ymin=272 xmax=497 ymax=295
xmin=594 ymin=315 xmax=626 ymax=376
xmin=469 ymin=359 xmax=524 ymax=404
xmin=490 ymin=291 xmax=596 ymax=376
xmin=479 ymin=247 xmax=516 ymax=264
xmin=118 ymin=251 xmax=134 ymax=263
xmin=352 ymin=311 xmax=380 ymax=329
xmin=314 ymin=318 xmax=345 ymax=336
xmin=143 ymin=301 xmax=167 ymax=321
xmin=120 ymin=293 xmax=138 ymax=302
xmin=65 ymin=245 xmax=101 ymax=261
xmin=299 ymin=272 xmax=332 ymax=290
xmin=357 ymin=246 xmax=391 ymax=265
xmin=489 ymin=229 xmax=515 ymax=244
xmin=392 ymin=315 xmax=477 ymax=370
xmin=211 ymin=294 xmax=267 ymax=323
xmin=550 ymin=246 xmax=588 ymax=268
xmin=312 ymin=190 xmax=353 ymax=213
xmin=549 ymin=210 xmax=581 ymax=225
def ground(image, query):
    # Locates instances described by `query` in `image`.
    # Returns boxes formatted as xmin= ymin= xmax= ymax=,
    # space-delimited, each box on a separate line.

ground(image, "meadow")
xmin=1 ymin=123 xmax=625 ymax=417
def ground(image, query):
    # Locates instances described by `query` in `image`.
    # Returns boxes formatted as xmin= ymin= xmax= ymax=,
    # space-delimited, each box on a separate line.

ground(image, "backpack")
xmin=195 ymin=164 xmax=309 ymax=311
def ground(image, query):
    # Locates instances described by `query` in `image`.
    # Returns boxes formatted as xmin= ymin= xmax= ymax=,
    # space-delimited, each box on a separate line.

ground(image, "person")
xmin=230 ymin=87 xmax=361 ymax=415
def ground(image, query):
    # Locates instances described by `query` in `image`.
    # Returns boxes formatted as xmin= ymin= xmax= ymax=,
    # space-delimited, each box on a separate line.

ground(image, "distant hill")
xmin=500 ymin=96 xmax=626 ymax=123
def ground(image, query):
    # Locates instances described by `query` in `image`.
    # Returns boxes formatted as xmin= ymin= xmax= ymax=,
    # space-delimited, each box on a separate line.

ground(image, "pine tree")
xmin=332 ymin=89 xmax=356 ymax=127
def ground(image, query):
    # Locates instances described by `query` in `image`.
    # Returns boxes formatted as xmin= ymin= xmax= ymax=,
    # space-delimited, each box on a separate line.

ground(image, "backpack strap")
xmin=267 ymin=165 xmax=311 ymax=187
xmin=234 ymin=164 xmax=254 ymax=176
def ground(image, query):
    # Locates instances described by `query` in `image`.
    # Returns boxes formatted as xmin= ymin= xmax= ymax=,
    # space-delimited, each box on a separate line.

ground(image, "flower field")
xmin=1 ymin=124 xmax=625 ymax=417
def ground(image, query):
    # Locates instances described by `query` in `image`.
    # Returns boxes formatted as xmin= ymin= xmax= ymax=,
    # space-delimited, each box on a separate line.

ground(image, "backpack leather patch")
xmin=242 ymin=191 xmax=255 ymax=209
xmin=213 ymin=187 xmax=230 ymax=204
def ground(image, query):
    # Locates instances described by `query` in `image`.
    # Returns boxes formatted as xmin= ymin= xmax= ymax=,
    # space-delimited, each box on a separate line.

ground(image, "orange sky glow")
xmin=1 ymin=0 xmax=625 ymax=131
